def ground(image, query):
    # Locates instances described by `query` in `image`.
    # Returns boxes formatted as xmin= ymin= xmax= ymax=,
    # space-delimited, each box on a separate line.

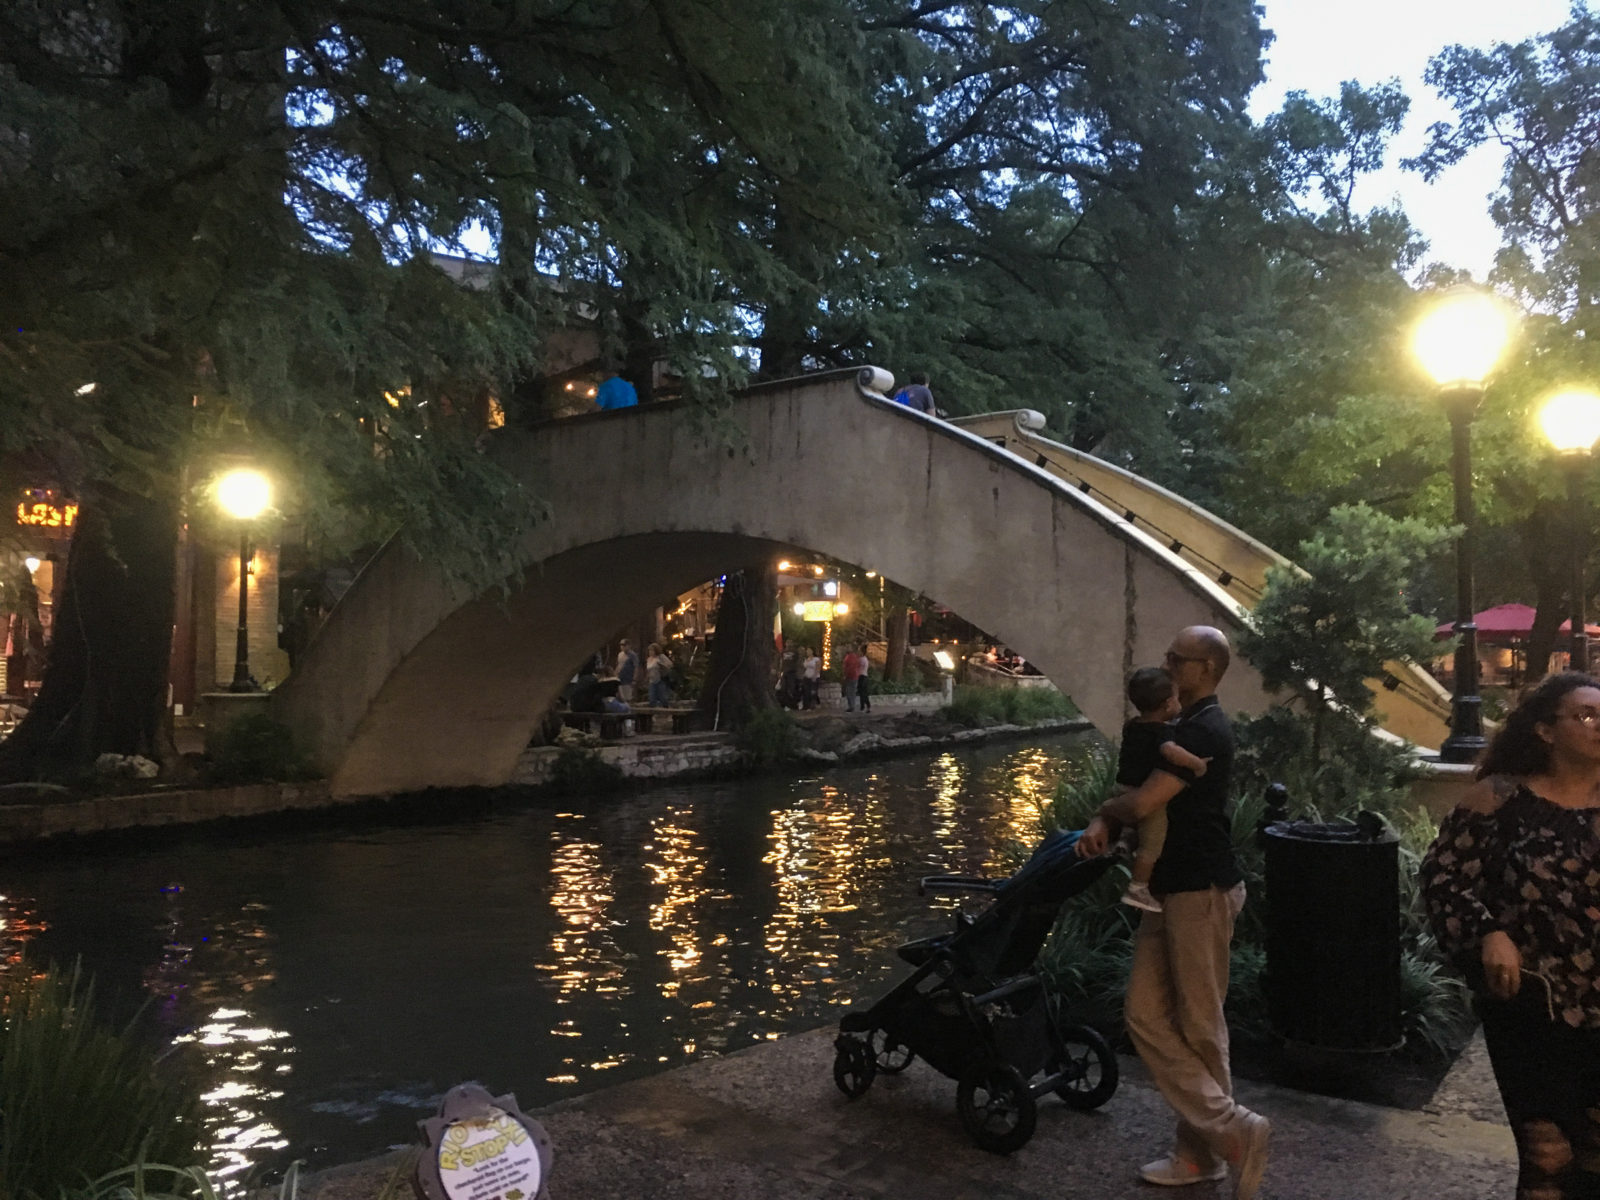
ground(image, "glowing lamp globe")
xmin=217 ymin=469 xmax=271 ymax=521
xmin=1412 ymin=290 xmax=1513 ymax=388
xmin=1539 ymin=389 xmax=1600 ymax=456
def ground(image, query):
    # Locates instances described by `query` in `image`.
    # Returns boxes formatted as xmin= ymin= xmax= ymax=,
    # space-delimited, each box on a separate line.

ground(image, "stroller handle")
xmin=918 ymin=874 xmax=1000 ymax=896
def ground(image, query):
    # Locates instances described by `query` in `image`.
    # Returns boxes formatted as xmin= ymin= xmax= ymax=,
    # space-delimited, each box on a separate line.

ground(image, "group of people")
xmin=777 ymin=647 xmax=824 ymax=710
xmin=569 ymin=639 xmax=677 ymax=714
xmin=1084 ymin=622 xmax=1600 ymax=1199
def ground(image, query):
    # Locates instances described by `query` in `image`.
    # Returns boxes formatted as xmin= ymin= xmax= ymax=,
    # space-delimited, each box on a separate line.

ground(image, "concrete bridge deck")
xmin=303 ymin=1026 xmax=1514 ymax=1200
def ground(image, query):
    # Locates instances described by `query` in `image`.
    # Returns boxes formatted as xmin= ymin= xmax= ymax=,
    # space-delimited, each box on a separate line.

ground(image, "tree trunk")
xmin=1522 ymin=504 xmax=1569 ymax=679
xmin=698 ymin=563 xmax=777 ymax=728
xmin=885 ymin=605 xmax=910 ymax=682
xmin=0 ymin=489 xmax=179 ymax=781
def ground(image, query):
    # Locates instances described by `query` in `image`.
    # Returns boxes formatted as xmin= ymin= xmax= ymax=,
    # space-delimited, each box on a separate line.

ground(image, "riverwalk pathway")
xmin=301 ymin=1025 xmax=1514 ymax=1200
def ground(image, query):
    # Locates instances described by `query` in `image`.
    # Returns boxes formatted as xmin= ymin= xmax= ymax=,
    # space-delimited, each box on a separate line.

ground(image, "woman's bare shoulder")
xmin=1455 ymin=774 xmax=1520 ymax=815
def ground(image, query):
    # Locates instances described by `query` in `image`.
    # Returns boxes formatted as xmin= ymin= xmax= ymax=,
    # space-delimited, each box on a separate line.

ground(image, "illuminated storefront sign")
xmin=16 ymin=500 xmax=77 ymax=529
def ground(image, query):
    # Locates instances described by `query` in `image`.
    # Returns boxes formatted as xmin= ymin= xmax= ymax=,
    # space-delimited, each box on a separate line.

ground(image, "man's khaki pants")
xmin=1125 ymin=882 xmax=1250 ymax=1168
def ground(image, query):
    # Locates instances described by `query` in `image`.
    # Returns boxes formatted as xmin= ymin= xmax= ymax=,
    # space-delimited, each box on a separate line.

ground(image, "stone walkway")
xmin=301 ymin=1026 xmax=1514 ymax=1200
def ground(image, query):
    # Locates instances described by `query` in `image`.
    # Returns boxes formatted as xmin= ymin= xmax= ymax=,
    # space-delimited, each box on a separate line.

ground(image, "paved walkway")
xmin=302 ymin=1026 xmax=1514 ymax=1200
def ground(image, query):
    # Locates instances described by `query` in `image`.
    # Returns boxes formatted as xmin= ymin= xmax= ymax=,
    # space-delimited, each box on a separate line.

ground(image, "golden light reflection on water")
xmin=645 ymin=810 xmax=709 ymax=996
xmin=538 ymin=830 xmax=624 ymax=1002
xmin=172 ymin=1006 xmax=292 ymax=1180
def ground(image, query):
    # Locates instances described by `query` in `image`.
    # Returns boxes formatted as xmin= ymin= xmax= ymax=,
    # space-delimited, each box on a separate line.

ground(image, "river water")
xmin=0 ymin=734 xmax=1097 ymax=1181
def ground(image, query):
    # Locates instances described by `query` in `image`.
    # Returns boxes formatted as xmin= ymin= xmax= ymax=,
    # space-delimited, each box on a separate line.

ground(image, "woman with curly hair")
xmin=1421 ymin=672 xmax=1600 ymax=1199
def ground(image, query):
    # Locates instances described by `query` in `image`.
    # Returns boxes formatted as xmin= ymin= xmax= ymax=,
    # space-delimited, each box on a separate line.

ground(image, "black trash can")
xmin=1263 ymin=816 xmax=1402 ymax=1051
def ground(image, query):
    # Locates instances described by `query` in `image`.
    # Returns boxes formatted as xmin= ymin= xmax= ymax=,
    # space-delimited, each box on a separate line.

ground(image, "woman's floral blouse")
xmin=1421 ymin=780 xmax=1600 ymax=1029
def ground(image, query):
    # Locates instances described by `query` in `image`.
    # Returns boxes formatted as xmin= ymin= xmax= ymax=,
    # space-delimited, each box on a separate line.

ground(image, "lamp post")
xmin=1412 ymin=288 xmax=1514 ymax=762
xmin=1539 ymin=389 xmax=1600 ymax=672
xmin=216 ymin=468 xmax=272 ymax=693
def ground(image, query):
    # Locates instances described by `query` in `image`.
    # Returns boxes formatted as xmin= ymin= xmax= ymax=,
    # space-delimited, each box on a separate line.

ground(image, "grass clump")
xmin=0 ymin=961 xmax=204 ymax=1198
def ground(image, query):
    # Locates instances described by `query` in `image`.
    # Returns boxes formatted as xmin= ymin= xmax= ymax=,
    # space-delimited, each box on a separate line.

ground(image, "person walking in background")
xmin=802 ymin=646 xmax=822 ymax=710
xmin=646 ymin=643 xmax=674 ymax=707
xmin=614 ymin=639 xmax=640 ymax=703
xmin=1421 ymin=672 xmax=1600 ymax=1200
xmin=1076 ymin=626 xmax=1268 ymax=1200
xmin=892 ymin=371 xmax=937 ymax=417
xmin=855 ymin=643 xmax=872 ymax=712
xmin=841 ymin=645 xmax=861 ymax=712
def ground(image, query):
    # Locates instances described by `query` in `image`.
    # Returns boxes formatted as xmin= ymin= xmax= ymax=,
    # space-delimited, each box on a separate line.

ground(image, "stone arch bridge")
xmin=273 ymin=367 xmax=1447 ymax=796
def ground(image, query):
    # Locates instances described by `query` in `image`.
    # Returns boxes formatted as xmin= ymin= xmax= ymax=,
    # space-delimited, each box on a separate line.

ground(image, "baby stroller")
xmin=831 ymin=829 xmax=1120 ymax=1153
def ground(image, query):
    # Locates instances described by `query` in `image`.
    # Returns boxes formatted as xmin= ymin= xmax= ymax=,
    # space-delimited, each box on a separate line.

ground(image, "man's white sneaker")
xmin=1229 ymin=1112 xmax=1271 ymax=1200
xmin=1139 ymin=1156 xmax=1226 ymax=1186
xmin=1122 ymin=882 xmax=1163 ymax=912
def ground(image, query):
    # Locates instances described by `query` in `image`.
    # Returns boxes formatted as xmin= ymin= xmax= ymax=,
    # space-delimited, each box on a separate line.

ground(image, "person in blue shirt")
xmin=596 ymin=373 xmax=638 ymax=410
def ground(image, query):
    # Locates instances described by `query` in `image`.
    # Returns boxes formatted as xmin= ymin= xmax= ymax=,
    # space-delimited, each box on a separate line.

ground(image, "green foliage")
xmin=0 ymin=962 xmax=204 ymax=1198
xmin=735 ymin=708 xmax=803 ymax=768
xmin=1238 ymin=503 xmax=1452 ymax=799
xmin=546 ymin=747 xmax=624 ymax=795
xmin=207 ymin=714 xmax=306 ymax=785
xmin=1241 ymin=504 xmax=1454 ymax=717
xmin=940 ymin=686 xmax=1079 ymax=727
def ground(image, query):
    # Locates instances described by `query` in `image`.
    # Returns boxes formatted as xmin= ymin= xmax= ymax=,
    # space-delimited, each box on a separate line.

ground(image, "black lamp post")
xmin=216 ymin=468 xmax=271 ymax=693
xmin=1413 ymin=288 xmax=1514 ymax=763
xmin=1539 ymin=390 xmax=1600 ymax=673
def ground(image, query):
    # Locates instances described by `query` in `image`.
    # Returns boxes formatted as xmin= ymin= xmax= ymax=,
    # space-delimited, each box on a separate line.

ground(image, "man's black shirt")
xmin=1148 ymin=694 xmax=1241 ymax=895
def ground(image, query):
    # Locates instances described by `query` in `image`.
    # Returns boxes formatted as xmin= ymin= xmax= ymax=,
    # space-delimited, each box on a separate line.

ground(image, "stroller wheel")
xmin=1049 ymin=1024 xmax=1118 ymax=1110
xmin=832 ymin=1036 xmax=877 ymax=1099
xmin=956 ymin=1064 xmax=1037 ymax=1154
xmin=871 ymin=1028 xmax=915 ymax=1074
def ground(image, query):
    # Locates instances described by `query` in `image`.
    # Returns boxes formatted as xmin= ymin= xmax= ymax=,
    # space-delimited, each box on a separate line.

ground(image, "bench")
xmin=630 ymin=706 xmax=713 ymax=734
xmin=562 ymin=710 xmax=653 ymax=738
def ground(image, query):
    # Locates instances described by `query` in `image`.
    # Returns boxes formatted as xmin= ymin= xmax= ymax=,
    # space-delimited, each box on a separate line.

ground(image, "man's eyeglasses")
xmin=1558 ymin=709 xmax=1600 ymax=727
xmin=1164 ymin=651 xmax=1209 ymax=666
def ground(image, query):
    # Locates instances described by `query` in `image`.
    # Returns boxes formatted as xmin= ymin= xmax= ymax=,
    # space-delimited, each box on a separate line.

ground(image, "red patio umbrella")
xmin=1434 ymin=602 xmax=1600 ymax=643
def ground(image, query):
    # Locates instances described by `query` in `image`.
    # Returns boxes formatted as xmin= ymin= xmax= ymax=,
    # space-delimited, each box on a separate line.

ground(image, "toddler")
xmin=1116 ymin=666 xmax=1208 ymax=912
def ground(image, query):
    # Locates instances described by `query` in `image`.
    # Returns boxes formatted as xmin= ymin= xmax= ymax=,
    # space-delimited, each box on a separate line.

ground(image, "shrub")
xmin=735 ymin=707 xmax=802 ymax=767
xmin=546 ymin=747 xmax=624 ymax=794
xmin=208 ymin=713 xmax=305 ymax=784
xmin=940 ymin=685 xmax=1078 ymax=727
xmin=0 ymin=962 xmax=204 ymax=1197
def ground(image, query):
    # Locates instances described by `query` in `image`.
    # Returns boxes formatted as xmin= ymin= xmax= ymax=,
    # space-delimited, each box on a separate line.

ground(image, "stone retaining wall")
xmin=0 ymin=780 xmax=335 ymax=845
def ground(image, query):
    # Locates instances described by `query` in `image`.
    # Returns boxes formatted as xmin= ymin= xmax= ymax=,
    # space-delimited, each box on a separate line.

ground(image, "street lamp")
xmin=1412 ymin=287 xmax=1515 ymax=762
xmin=1539 ymin=389 xmax=1600 ymax=672
xmin=216 ymin=468 xmax=272 ymax=693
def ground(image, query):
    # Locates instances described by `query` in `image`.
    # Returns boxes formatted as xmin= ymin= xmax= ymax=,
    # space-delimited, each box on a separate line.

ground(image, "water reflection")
xmin=0 ymin=734 xmax=1095 ymax=1179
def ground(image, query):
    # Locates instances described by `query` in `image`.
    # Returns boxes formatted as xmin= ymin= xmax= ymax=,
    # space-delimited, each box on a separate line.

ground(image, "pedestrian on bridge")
xmin=1076 ymin=625 xmax=1269 ymax=1200
xmin=892 ymin=371 xmax=937 ymax=417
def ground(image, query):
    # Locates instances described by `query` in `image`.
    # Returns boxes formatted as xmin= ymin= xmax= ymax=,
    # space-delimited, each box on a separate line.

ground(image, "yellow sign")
xmin=16 ymin=501 xmax=77 ymax=529
xmin=801 ymin=601 xmax=834 ymax=622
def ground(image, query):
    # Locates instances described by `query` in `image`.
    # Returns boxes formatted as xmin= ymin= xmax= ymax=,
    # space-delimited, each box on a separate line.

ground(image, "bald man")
xmin=1077 ymin=625 xmax=1269 ymax=1200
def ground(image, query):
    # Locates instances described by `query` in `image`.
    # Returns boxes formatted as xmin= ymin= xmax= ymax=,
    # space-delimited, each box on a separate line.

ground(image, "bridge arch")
xmin=273 ymin=368 xmax=1273 ymax=796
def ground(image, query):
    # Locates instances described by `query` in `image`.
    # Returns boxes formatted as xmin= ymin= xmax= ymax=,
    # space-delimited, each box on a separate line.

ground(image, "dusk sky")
xmin=1251 ymin=0 xmax=1575 ymax=278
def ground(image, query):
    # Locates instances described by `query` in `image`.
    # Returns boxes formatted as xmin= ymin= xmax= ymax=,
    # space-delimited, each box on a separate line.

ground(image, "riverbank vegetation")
xmin=0 ymin=963 xmax=203 ymax=1197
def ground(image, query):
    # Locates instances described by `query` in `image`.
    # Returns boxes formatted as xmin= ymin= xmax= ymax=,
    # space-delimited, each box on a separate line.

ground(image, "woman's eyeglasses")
xmin=1558 ymin=709 xmax=1600 ymax=727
